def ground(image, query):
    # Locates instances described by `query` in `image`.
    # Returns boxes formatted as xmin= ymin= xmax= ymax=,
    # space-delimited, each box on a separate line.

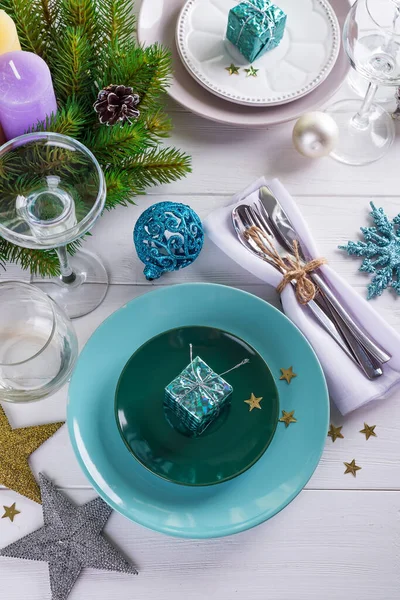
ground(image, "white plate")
xmin=176 ymin=0 xmax=341 ymax=107
xmin=137 ymin=0 xmax=350 ymax=127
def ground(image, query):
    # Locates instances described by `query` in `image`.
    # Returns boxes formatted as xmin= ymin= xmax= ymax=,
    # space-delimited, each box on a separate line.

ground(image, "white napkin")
xmin=203 ymin=177 xmax=400 ymax=415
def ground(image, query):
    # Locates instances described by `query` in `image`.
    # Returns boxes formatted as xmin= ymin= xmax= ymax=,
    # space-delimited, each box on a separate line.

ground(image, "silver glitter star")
xmin=0 ymin=475 xmax=137 ymax=600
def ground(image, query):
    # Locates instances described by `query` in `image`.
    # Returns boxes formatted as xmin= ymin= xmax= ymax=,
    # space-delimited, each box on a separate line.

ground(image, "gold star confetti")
xmin=244 ymin=393 xmax=263 ymax=411
xmin=280 ymin=367 xmax=297 ymax=384
xmin=2 ymin=502 xmax=20 ymax=522
xmin=328 ymin=424 xmax=344 ymax=442
xmin=225 ymin=63 xmax=240 ymax=75
xmin=279 ymin=410 xmax=297 ymax=428
xmin=360 ymin=423 xmax=377 ymax=440
xmin=0 ymin=405 xmax=64 ymax=504
xmin=343 ymin=459 xmax=361 ymax=477
xmin=245 ymin=65 xmax=258 ymax=77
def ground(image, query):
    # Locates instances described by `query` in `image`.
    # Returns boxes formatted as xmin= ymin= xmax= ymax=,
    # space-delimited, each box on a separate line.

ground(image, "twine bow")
xmin=245 ymin=226 xmax=327 ymax=305
xmin=235 ymin=1 xmax=274 ymax=47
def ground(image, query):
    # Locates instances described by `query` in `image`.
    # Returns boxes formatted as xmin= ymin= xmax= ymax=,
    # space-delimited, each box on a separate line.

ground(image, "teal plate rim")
xmin=114 ymin=325 xmax=280 ymax=487
xmin=67 ymin=283 xmax=329 ymax=539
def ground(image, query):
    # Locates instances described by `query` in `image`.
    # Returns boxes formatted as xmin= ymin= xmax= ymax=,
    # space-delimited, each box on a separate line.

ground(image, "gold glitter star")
xmin=360 ymin=423 xmax=377 ymax=440
xmin=344 ymin=459 xmax=361 ymax=477
xmin=2 ymin=502 xmax=20 ymax=522
xmin=280 ymin=367 xmax=297 ymax=384
xmin=244 ymin=393 xmax=263 ymax=411
xmin=279 ymin=410 xmax=297 ymax=428
xmin=245 ymin=65 xmax=258 ymax=77
xmin=0 ymin=405 xmax=64 ymax=504
xmin=328 ymin=424 xmax=344 ymax=443
xmin=225 ymin=63 xmax=240 ymax=75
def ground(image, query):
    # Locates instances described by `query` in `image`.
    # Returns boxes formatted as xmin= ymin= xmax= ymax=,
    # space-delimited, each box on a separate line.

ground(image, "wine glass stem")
xmin=351 ymin=82 xmax=378 ymax=130
xmin=56 ymin=246 xmax=76 ymax=284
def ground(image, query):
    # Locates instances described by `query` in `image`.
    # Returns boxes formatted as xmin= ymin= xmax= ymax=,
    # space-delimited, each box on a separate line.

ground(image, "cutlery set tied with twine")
xmin=204 ymin=178 xmax=400 ymax=415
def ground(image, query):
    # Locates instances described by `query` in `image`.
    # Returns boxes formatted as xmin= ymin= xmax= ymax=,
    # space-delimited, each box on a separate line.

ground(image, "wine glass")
xmin=0 ymin=281 xmax=78 ymax=403
xmin=325 ymin=0 xmax=400 ymax=165
xmin=0 ymin=132 xmax=108 ymax=318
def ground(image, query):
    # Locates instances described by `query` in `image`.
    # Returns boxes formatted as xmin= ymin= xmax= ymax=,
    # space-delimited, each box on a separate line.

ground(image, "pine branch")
xmin=122 ymin=147 xmax=192 ymax=189
xmin=47 ymin=0 xmax=100 ymax=119
xmin=0 ymin=239 xmax=59 ymax=276
xmin=36 ymin=0 xmax=58 ymax=50
xmin=32 ymin=100 xmax=87 ymax=138
xmin=96 ymin=0 xmax=136 ymax=49
xmin=104 ymin=168 xmax=140 ymax=209
xmin=137 ymin=45 xmax=172 ymax=109
xmin=102 ymin=148 xmax=192 ymax=211
xmin=145 ymin=110 xmax=172 ymax=140
xmin=58 ymin=0 xmax=97 ymax=36
xmin=40 ymin=0 xmax=58 ymax=29
xmin=0 ymin=238 xmax=82 ymax=276
xmin=99 ymin=43 xmax=172 ymax=108
xmin=85 ymin=120 xmax=153 ymax=165
xmin=49 ymin=25 xmax=94 ymax=108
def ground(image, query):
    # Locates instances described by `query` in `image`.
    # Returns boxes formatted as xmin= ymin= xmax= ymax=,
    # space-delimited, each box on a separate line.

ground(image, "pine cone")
xmin=94 ymin=84 xmax=140 ymax=126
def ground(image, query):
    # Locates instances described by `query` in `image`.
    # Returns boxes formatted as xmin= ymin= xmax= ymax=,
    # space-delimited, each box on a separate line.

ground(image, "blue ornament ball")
xmin=133 ymin=201 xmax=204 ymax=280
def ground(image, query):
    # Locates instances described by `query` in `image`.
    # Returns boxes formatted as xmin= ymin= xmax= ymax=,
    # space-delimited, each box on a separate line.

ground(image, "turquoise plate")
xmin=67 ymin=283 xmax=328 ymax=539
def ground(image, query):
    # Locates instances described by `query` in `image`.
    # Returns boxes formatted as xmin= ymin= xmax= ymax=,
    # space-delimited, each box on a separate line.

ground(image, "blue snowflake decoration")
xmin=134 ymin=201 xmax=204 ymax=280
xmin=339 ymin=202 xmax=400 ymax=299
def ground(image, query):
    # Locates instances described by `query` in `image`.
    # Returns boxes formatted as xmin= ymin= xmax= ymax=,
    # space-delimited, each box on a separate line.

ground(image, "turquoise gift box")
xmin=165 ymin=355 xmax=233 ymax=436
xmin=226 ymin=0 xmax=287 ymax=63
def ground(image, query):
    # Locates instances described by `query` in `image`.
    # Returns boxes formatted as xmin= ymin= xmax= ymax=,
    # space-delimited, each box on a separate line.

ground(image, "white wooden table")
xmin=1 ymin=34 xmax=400 ymax=600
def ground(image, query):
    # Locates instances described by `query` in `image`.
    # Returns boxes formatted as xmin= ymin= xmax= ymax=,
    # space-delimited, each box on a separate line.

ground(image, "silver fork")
xmin=246 ymin=203 xmax=384 ymax=379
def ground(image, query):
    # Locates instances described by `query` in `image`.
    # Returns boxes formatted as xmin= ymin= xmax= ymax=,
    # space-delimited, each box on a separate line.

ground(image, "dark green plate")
xmin=115 ymin=326 xmax=279 ymax=486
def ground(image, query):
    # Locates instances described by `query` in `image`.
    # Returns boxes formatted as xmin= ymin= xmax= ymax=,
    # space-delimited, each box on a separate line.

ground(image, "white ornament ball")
xmin=292 ymin=111 xmax=339 ymax=159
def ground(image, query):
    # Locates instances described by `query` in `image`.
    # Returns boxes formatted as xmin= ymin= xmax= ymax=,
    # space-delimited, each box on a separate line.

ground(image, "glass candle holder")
xmin=0 ymin=282 xmax=78 ymax=403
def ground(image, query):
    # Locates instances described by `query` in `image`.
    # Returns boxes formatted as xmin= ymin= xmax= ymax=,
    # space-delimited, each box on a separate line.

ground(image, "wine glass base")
xmin=325 ymin=99 xmax=395 ymax=166
xmin=34 ymin=249 xmax=109 ymax=319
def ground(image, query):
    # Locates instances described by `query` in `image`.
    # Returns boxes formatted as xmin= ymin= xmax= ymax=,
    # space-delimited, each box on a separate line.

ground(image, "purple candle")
xmin=0 ymin=51 xmax=57 ymax=140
